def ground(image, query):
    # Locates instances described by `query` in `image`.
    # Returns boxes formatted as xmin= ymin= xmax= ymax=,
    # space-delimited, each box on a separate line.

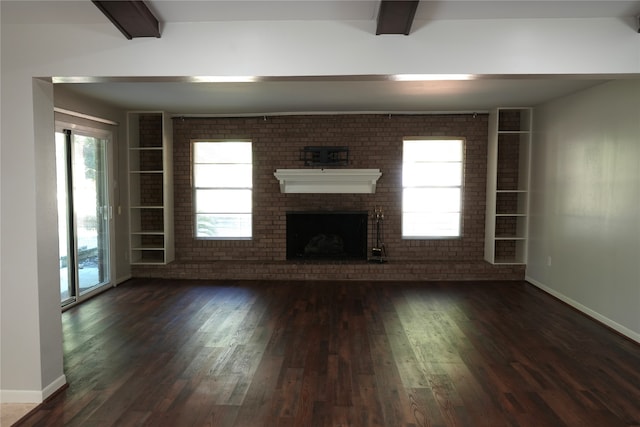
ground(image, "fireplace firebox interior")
xmin=286 ymin=211 xmax=368 ymax=260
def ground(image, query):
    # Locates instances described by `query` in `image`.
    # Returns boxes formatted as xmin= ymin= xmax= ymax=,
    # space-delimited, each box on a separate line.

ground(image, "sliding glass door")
xmin=56 ymin=125 xmax=113 ymax=306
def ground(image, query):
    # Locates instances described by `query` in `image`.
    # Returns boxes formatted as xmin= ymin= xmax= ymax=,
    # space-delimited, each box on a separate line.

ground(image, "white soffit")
xmin=274 ymin=169 xmax=382 ymax=194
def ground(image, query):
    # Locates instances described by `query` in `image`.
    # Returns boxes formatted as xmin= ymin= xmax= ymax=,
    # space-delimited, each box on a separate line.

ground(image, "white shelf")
xmin=485 ymin=108 xmax=532 ymax=265
xmin=127 ymin=111 xmax=174 ymax=265
xmin=131 ymin=245 xmax=165 ymax=250
xmin=274 ymin=169 xmax=382 ymax=194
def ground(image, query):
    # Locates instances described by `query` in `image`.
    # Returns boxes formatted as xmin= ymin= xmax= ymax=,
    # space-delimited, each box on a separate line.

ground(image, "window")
xmin=56 ymin=122 xmax=114 ymax=307
xmin=193 ymin=140 xmax=252 ymax=239
xmin=402 ymin=138 xmax=463 ymax=238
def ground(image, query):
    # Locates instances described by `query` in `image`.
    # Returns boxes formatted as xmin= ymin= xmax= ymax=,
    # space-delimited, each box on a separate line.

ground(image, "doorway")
xmin=56 ymin=124 xmax=114 ymax=307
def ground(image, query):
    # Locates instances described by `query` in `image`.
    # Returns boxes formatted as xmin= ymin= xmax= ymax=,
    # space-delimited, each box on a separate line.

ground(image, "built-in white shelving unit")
xmin=485 ymin=108 xmax=532 ymax=265
xmin=127 ymin=111 xmax=174 ymax=265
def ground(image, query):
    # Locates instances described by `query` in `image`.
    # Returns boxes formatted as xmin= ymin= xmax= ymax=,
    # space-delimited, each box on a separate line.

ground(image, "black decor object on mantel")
xmin=300 ymin=146 xmax=349 ymax=167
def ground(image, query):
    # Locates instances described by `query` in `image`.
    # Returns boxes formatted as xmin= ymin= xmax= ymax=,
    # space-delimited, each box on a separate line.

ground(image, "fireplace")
xmin=286 ymin=211 xmax=368 ymax=260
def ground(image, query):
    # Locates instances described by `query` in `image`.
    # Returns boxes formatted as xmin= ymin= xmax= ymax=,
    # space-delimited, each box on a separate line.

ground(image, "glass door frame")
xmin=56 ymin=121 xmax=116 ymax=309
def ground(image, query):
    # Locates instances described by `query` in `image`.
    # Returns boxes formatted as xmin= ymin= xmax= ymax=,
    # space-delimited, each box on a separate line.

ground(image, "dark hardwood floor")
xmin=19 ymin=279 xmax=640 ymax=426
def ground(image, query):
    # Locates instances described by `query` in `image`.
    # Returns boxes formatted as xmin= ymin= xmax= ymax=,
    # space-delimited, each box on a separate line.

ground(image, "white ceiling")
xmin=145 ymin=0 xmax=640 ymax=23
xmin=58 ymin=76 xmax=611 ymax=115
xmin=21 ymin=0 xmax=638 ymax=115
xmin=9 ymin=1 xmax=640 ymax=24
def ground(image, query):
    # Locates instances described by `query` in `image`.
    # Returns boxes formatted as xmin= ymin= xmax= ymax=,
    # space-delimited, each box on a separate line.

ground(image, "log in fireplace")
xmin=286 ymin=211 xmax=368 ymax=260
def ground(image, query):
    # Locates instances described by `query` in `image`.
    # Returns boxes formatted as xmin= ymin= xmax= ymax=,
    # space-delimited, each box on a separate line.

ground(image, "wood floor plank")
xmin=439 ymin=361 xmax=509 ymax=427
xmin=407 ymin=386 xmax=448 ymax=427
xmin=200 ymin=404 xmax=241 ymax=427
xmin=291 ymin=366 xmax=320 ymax=426
xmin=272 ymin=367 xmax=304 ymax=418
xmin=16 ymin=279 xmax=640 ymax=427
xmin=368 ymin=332 xmax=420 ymax=426
xmin=231 ymin=355 xmax=284 ymax=427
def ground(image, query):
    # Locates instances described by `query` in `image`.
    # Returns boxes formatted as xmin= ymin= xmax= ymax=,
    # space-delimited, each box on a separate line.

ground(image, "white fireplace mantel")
xmin=273 ymin=168 xmax=382 ymax=194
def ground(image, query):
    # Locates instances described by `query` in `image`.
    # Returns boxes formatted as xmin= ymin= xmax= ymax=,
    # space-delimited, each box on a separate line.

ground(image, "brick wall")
xmin=132 ymin=113 xmax=525 ymax=281
xmin=137 ymin=114 xmax=165 ymax=249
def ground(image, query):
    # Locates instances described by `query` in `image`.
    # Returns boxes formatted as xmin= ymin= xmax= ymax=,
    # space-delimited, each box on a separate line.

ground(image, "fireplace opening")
xmin=286 ymin=211 xmax=368 ymax=260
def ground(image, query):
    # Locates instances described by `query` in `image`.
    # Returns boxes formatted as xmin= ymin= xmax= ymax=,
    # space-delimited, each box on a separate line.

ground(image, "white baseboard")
xmin=0 ymin=374 xmax=66 ymax=403
xmin=42 ymin=375 xmax=67 ymax=401
xmin=526 ymin=276 xmax=640 ymax=344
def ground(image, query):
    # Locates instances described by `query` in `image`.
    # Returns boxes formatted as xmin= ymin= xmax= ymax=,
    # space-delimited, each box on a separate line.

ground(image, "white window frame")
xmin=192 ymin=140 xmax=253 ymax=240
xmin=402 ymin=137 xmax=464 ymax=239
xmin=55 ymin=119 xmax=116 ymax=308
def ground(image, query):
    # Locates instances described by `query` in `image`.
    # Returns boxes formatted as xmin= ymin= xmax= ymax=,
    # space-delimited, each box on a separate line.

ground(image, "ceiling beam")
xmin=376 ymin=0 xmax=420 ymax=35
xmin=92 ymin=1 xmax=160 ymax=39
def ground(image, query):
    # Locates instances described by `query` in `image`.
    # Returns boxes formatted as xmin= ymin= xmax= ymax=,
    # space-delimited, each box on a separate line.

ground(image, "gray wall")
xmin=527 ymin=79 xmax=640 ymax=341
